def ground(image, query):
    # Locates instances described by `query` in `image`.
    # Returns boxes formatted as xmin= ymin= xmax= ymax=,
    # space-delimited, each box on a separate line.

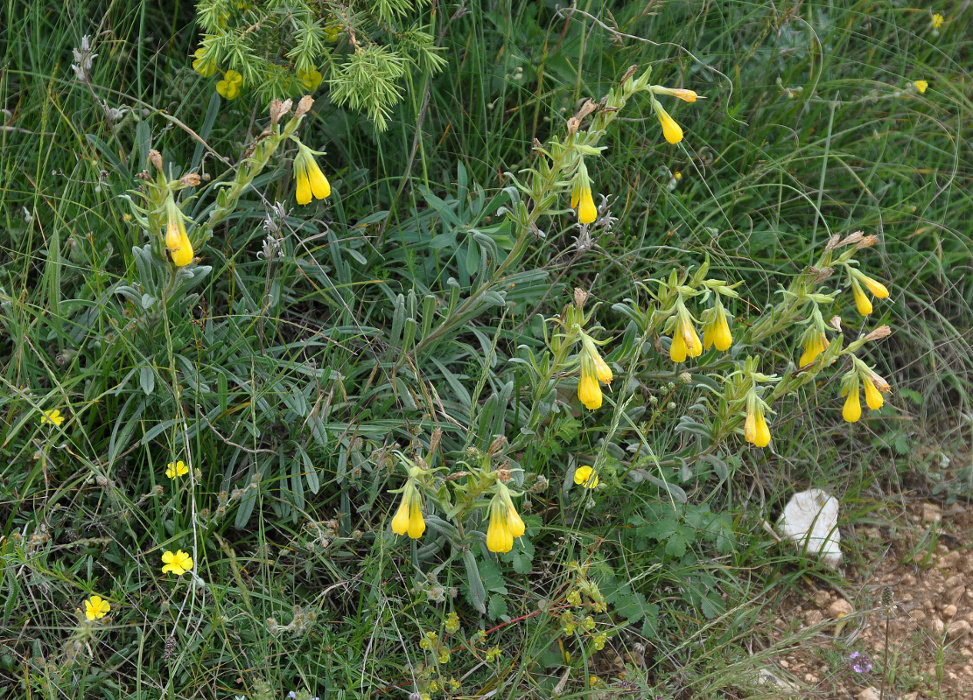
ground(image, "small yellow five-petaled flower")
xmin=41 ymin=409 xmax=65 ymax=427
xmin=161 ymin=549 xmax=193 ymax=576
xmin=84 ymin=595 xmax=111 ymax=621
xmin=165 ymin=460 xmax=189 ymax=479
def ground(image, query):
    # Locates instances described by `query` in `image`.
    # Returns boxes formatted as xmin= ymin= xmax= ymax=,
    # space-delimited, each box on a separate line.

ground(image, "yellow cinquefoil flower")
xmin=41 ymin=409 xmax=65 ymax=427
xmin=799 ymin=330 xmax=830 ymax=367
xmin=574 ymin=465 xmax=599 ymax=489
xmin=485 ymin=485 xmax=525 ymax=553
xmin=744 ymin=400 xmax=771 ymax=448
xmin=192 ymin=47 xmax=217 ymax=78
xmin=914 ymin=80 xmax=928 ymax=94
xmin=652 ymin=100 xmax=684 ymax=144
xmin=165 ymin=460 xmax=189 ymax=479
xmin=577 ymin=356 xmax=603 ymax=410
xmin=670 ymin=308 xmax=703 ymax=363
xmin=702 ymin=306 xmax=732 ymax=352
xmin=293 ymin=142 xmax=332 ymax=205
xmin=84 ymin=595 xmax=110 ymax=620
xmin=161 ymin=549 xmax=193 ymax=576
xmin=391 ymin=478 xmax=425 ymax=539
xmin=297 ymin=68 xmax=323 ymax=91
xmin=931 ymin=13 xmax=944 ymax=30
xmin=842 ymin=383 xmax=862 ymax=422
xmin=164 ymin=199 xmax=194 ymax=267
xmin=216 ymin=70 xmax=243 ymax=100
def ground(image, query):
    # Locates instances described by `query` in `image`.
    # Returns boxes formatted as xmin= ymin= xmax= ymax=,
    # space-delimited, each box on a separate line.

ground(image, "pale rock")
xmin=812 ymin=590 xmax=831 ymax=607
xmin=943 ymin=604 xmax=958 ymax=619
xmin=827 ymin=599 xmax=853 ymax=619
xmin=778 ymin=489 xmax=842 ymax=568
xmin=901 ymin=573 xmax=917 ymax=586
xmin=857 ymin=687 xmax=881 ymax=700
xmin=804 ymin=609 xmax=824 ymax=627
xmin=921 ymin=502 xmax=941 ymax=523
xmin=947 ymin=619 xmax=971 ymax=640
xmin=944 ymin=574 xmax=964 ymax=589
xmin=930 ymin=618 xmax=946 ymax=635
xmin=755 ymin=667 xmax=799 ymax=691
xmin=937 ymin=550 xmax=960 ymax=568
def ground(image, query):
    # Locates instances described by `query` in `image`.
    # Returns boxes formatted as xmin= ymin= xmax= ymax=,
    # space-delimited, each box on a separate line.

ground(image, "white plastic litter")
xmin=778 ymin=488 xmax=842 ymax=569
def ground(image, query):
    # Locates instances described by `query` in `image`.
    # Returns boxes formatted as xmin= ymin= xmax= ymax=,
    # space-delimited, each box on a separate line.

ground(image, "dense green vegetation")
xmin=1 ymin=1 xmax=970 ymax=698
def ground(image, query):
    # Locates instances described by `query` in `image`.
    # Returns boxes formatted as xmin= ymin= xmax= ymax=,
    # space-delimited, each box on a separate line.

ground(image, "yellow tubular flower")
xmin=486 ymin=497 xmax=513 ymax=553
xmin=680 ymin=314 xmax=703 ymax=359
xmin=652 ymin=101 xmax=684 ymax=144
xmin=574 ymin=465 xmax=599 ymax=489
xmin=577 ymin=186 xmax=597 ymax=224
xmin=570 ymin=181 xmax=581 ymax=209
xmin=593 ymin=352 xmax=613 ymax=384
xmin=859 ymin=274 xmax=890 ymax=299
xmin=391 ymin=479 xmax=425 ymax=539
xmin=84 ymin=595 xmax=111 ymax=620
xmin=799 ymin=331 xmax=830 ymax=367
xmin=842 ymin=384 xmax=862 ymax=422
xmin=294 ymin=143 xmax=331 ymax=205
xmin=161 ymin=549 xmax=193 ymax=576
xmin=498 ymin=485 xmax=526 ymax=538
xmin=578 ymin=357 xmax=603 ymax=410
xmin=164 ymin=201 xmax=194 ymax=267
xmin=703 ymin=308 xmax=732 ymax=352
xmin=863 ymin=376 xmax=884 ymax=410
xmin=744 ymin=404 xmax=771 ymax=447
xmin=670 ymin=330 xmax=688 ymax=363
xmin=851 ymin=279 xmax=873 ymax=316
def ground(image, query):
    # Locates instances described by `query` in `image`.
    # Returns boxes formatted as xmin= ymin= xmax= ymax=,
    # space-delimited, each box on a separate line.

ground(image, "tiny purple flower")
xmin=848 ymin=651 xmax=873 ymax=673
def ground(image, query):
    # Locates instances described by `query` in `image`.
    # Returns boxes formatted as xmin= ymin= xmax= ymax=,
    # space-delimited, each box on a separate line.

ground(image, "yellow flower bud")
xmin=842 ymin=384 xmax=862 ymax=422
xmin=851 ymin=280 xmax=873 ymax=316
xmin=703 ymin=309 xmax=732 ymax=352
xmin=577 ymin=186 xmax=597 ymax=224
xmin=863 ymin=376 xmax=884 ymax=410
xmin=799 ymin=331 xmax=830 ymax=367
xmin=652 ymin=101 xmax=684 ymax=144
xmin=577 ymin=362 xmax=602 ymax=410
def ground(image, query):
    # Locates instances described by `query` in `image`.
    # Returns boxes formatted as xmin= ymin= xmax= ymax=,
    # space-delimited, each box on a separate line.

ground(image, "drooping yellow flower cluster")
xmin=577 ymin=334 xmax=613 ymax=411
xmin=848 ymin=268 xmax=890 ymax=317
xmin=391 ymin=477 xmax=426 ymax=539
xmin=293 ymin=141 xmax=332 ymax=205
xmin=649 ymin=85 xmax=702 ymax=145
xmin=485 ymin=484 xmax=526 ymax=554
xmin=744 ymin=397 xmax=771 ymax=448
xmin=841 ymin=366 xmax=890 ymax=423
xmin=670 ymin=300 xmax=733 ymax=363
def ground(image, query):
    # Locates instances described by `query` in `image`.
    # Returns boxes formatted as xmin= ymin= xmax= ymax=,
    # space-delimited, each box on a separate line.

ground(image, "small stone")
xmin=827 ymin=599 xmax=853 ymax=619
xmin=938 ymin=550 xmax=960 ymax=568
xmin=944 ymin=604 xmax=958 ymax=619
xmin=857 ymin=687 xmax=881 ymax=700
xmin=921 ymin=502 xmax=941 ymax=523
xmin=945 ymin=574 xmax=964 ymax=589
xmin=951 ymin=586 xmax=967 ymax=604
xmin=813 ymin=590 xmax=831 ymax=607
xmin=804 ymin=609 xmax=824 ymax=626
xmin=901 ymin=573 xmax=917 ymax=586
xmin=947 ymin=619 xmax=971 ymax=639
xmin=930 ymin=618 xmax=946 ymax=635
xmin=803 ymin=673 xmax=817 ymax=683
xmin=900 ymin=593 xmax=913 ymax=603
xmin=779 ymin=659 xmax=789 ymax=668
xmin=902 ymin=693 xmax=919 ymax=700
xmin=911 ymin=609 xmax=927 ymax=622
